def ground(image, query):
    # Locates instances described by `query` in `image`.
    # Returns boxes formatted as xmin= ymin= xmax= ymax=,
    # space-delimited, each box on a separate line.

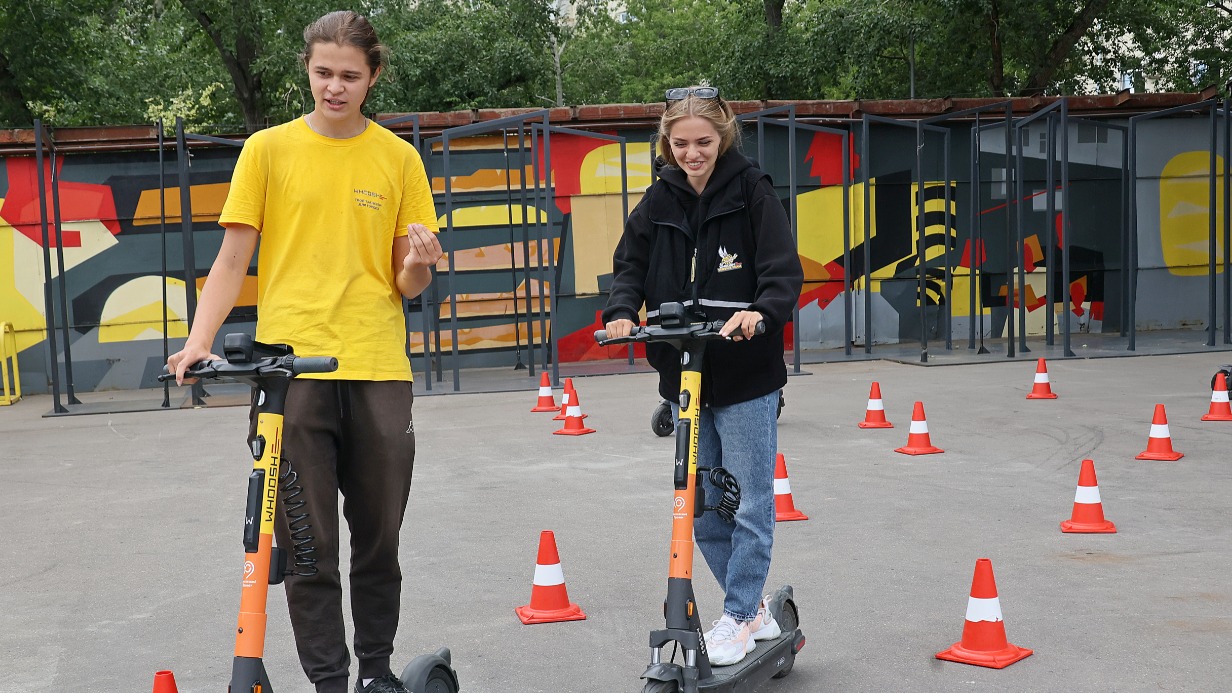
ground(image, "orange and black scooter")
xmin=161 ymin=333 xmax=459 ymax=693
xmin=597 ymin=302 xmax=804 ymax=693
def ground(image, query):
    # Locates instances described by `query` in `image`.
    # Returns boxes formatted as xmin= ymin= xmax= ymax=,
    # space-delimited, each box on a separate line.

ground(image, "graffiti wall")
xmin=0 ymin=113 xmax=1224 ymax=394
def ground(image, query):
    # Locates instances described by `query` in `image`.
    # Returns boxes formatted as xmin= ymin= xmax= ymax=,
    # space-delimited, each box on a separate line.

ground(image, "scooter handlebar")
xmin=157 ymin=354 xmax=339 ymax=382
xmin=290 ymin=356 xmax=339 ymax=374
xmin=594 ymin=320 xmax=764 ymax=346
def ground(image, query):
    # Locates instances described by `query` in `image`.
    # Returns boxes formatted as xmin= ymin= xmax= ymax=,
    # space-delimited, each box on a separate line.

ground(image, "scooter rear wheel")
xmin=651 ymin=401 xmax=674 ymax=437
xmin=772 ymin=599 xmax=801 ymax=679
xmin=420 ymin=667 xmax=457 ymax=692
xmin=642 ymin=680 xmax=679 ymax=693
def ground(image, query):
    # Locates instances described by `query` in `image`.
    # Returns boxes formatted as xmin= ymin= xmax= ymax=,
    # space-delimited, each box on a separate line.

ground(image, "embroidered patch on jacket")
xmin=716 ymin=245 xmax=743 ymax=273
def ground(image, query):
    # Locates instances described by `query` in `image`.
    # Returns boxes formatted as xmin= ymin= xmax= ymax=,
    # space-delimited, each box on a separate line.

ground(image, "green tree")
xmin=374 ymin=0 xmax=557 ymax=113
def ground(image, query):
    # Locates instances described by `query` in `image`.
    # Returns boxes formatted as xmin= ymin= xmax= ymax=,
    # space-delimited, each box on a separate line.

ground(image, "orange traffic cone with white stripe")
xmin=774 ymin=452 xmax=808 ymax=522
xmin=530 ymin=372 xmax=558 ymax=412
xmin=1201 ymin=372 xmax=1232 ymax=421
xmin=1136 ymin=404 xmax=1183 ymax=460
xmin=152 ymin=671 xmax=179 ymax=693
xmin=515 ymin=530 xmax=586 ymax=624
xmin=1060 ymin=458 xmax=1116 ymax=533
xmin=1025 ymin=358 xmax=1058 ymax=399
xmin=935 ymin=558 xmax=1033 ymax=669
xmin=553 ymin=388 xmax=595 ymax=435
xmin=894 ymin=401 xmax=944 ymax=455
xmin=554 ymin=378 xmax=586 ymax=421
xmin=858 ymin=381 xmax=893 ymax=428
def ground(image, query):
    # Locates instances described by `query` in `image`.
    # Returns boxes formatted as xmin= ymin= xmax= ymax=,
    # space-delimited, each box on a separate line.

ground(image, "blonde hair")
xmin=657 ymin=91 xmax=741 ymax=168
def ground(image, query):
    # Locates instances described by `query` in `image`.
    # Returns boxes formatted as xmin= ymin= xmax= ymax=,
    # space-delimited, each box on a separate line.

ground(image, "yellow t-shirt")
xmin=218 ymin=117 xmax=438 ymax=381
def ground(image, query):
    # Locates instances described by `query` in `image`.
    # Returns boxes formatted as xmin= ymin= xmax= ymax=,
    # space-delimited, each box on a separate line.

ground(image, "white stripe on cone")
xmin=774 ymin=478 xmax=791 ymax=495
xmin=1149 ymin=423 xmax=1170 ymax=438
xmin=1034 ymin=373 xmax=1049 ymax=383
xmin=964 ymin=596 xmax=1004 ymax=623
xmin=1213 ymin=390 xmax=1229 ymax=403
xmin=867 ymin=399 xmax=885 ymax=411
xmin=533 ymin=563 xmax=566 ymax=586
xmin=566 ymin=404 xmax=582 ymax=417
xmin=910 ymin=420 xmax=929 ymax=434
xmin=538 ymin=385 xmax=552 ymax=396
xmin=1074 ymin=485 xmax=1102 ymax=504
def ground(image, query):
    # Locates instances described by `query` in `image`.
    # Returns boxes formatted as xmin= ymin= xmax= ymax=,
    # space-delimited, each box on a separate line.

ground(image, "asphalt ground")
xmin=2 ymin=352 xmax=1230 ymax=692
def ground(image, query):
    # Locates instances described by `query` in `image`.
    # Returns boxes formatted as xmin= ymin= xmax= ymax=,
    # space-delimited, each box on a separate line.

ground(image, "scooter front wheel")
xmin=642 ymin=680 xmax=679 ymax=693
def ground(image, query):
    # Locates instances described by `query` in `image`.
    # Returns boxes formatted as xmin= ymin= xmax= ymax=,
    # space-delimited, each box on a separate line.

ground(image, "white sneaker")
xmin=705 ymin=614 xmax=755 ymax=666
xmin=749 ymin=596 xmax=782 ymax=641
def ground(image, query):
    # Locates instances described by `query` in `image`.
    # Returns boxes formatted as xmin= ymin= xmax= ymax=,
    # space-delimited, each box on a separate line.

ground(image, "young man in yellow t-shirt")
xmin=168 ymin=11 xmax=439 ymax=693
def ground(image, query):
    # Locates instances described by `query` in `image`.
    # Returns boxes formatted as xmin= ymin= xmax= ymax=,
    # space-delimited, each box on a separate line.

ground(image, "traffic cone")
xmin=553 ymin=388 xmax=595 ymax=435
xmin=1025 ymin=358 xmax=1058 ymax=399
xmin=935 ymin=558 xmax=1033 ymax=669
xmin=1060 ymin=459 xmax=1116 ymax=533
xmin=152 ymin=670 xmax=179 ymax=693
xmin=894 ymin=401 xmax=944 ymax=455
xmin=1136 ymin=404 xmax=1183 ymax=460
xmin=858 ymin=381 xmax=893 ymax=428
xmin=1201 ymin=372 xmax=1232 ymax=421
xmin=515 ymin=530 xmax=587 ymax=624
xmin=774 ymin=452 xmax=808 ymax=522
xmin=554 ymin=378 xmax=586 ymax=421
xmin=530 ymin=372 xmax=558 ymax=412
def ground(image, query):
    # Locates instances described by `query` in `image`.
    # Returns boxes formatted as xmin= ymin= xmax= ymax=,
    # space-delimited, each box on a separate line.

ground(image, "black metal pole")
xmin=862 ymin=117 xmax=873 ymax=354
xmin=787 ymin=109 xmax=801 ymax=372
xmin=502 ymin=129 xmax=526 ymax=370
xmin=1014 ymin=125 xmax=1029 ymax=354
xmin=1005 ymin=105 xmax=1016 ymax=358
xmin=442 ymin=135 xmax=461 ymax=392
xmin=34 ymin=121 xmax=66 ymax=413
xmin=1128 ymin=119 xmax=1138 ymax=351
xmin=916 ymin=121 xmax=928 ymax=363
xmin=943 ymin=128 xmax=953 ymax=350
xmin=1208 ymin=104 xmax=1218 ymax=346
xmin=47 ymin=131 xmax=81 ymax=404
xmin=174 ymin=118 xmax=204 ymax=405
xmin=1060 ymin=100 xmax=1074 ymax=357
xmin=540 ymin=119 xmax=560 ymax=386
xmin=1045 ymin=114 xmax=1057 ymax=346
xmin=158 ymin=121 xmax=170 ymax=408
xmin=842 ymin=129 xmax=853 ymax=356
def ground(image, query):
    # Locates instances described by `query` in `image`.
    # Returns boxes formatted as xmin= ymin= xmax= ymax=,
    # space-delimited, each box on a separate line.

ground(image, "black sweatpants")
xmin=250 ymin=379 xmax=416 ymax=693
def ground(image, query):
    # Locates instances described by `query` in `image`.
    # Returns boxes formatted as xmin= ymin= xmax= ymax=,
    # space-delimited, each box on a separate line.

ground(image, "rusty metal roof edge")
xmin=0 ymin=91 xmax=1217 ymax=156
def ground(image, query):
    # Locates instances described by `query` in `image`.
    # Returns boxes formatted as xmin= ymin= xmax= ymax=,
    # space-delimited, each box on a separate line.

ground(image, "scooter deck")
xmin=696 ymin=627 xmax=802 ymax=692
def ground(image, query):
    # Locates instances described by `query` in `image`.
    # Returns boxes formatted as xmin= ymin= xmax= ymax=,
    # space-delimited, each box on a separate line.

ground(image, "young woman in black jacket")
xmin=602 ymin=87 xmax=803 ymax=667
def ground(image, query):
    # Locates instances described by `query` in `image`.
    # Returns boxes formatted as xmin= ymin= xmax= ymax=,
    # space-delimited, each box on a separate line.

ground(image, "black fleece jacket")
xmin=602 ymin=150 xmax=804 ymax=406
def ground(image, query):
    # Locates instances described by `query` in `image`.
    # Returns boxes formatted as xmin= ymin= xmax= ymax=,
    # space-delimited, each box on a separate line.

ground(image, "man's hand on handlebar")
xmin=604 ymin=318 xmax=637 ymax=340
xmin=167 ymin=343 xmax=219 ymax=385
xmin=719 ymin=310 xmax=765 ymax=341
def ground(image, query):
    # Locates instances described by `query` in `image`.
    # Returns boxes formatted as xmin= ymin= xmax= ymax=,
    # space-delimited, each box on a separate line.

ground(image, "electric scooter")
xmin=596 ymin=303 xmax=805 ymax=693
xmin=161 ymin=333 xmax=460 ymax=693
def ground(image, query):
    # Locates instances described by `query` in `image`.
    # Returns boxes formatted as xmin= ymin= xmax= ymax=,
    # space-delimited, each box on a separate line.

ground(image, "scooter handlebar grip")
xmin=291 ymin=356 xmax=339 ymax=374
xmin=594 ymin=329 xmax=608 ymax=342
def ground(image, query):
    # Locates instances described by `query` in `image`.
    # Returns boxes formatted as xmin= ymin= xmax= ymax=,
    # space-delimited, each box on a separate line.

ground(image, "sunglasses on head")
xmin=665 ymin=86 xmax=720 ymax=103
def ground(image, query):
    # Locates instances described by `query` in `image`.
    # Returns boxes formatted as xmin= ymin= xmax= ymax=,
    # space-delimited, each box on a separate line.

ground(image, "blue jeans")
xmin=677 ymin=391 xmax=779 ymax=623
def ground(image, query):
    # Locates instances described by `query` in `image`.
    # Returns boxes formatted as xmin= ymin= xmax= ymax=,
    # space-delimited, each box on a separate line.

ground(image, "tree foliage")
xmin=2 ymin=0 xmax=1232 ymax=130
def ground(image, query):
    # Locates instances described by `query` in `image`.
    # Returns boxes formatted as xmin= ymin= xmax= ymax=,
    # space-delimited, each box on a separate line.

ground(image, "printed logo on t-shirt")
xmin=354 ymin=188 xmax=387 ymax=211
xmin=716 ymin=245 xmax=743 ymax=273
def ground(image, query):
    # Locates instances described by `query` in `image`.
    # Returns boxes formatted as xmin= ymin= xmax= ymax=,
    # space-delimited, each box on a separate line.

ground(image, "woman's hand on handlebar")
xmin=167 ymin=342 xmax=219 ymax=385
xmin=604 ymin=318 xmax=637 ymax=340
xmin=719 ymin=310 xmax=764 ymax=341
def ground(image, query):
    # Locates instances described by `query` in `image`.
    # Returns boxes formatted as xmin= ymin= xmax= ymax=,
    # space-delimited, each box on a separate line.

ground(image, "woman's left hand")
xmin=719 ymin=310 xmax=764 ymax=341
